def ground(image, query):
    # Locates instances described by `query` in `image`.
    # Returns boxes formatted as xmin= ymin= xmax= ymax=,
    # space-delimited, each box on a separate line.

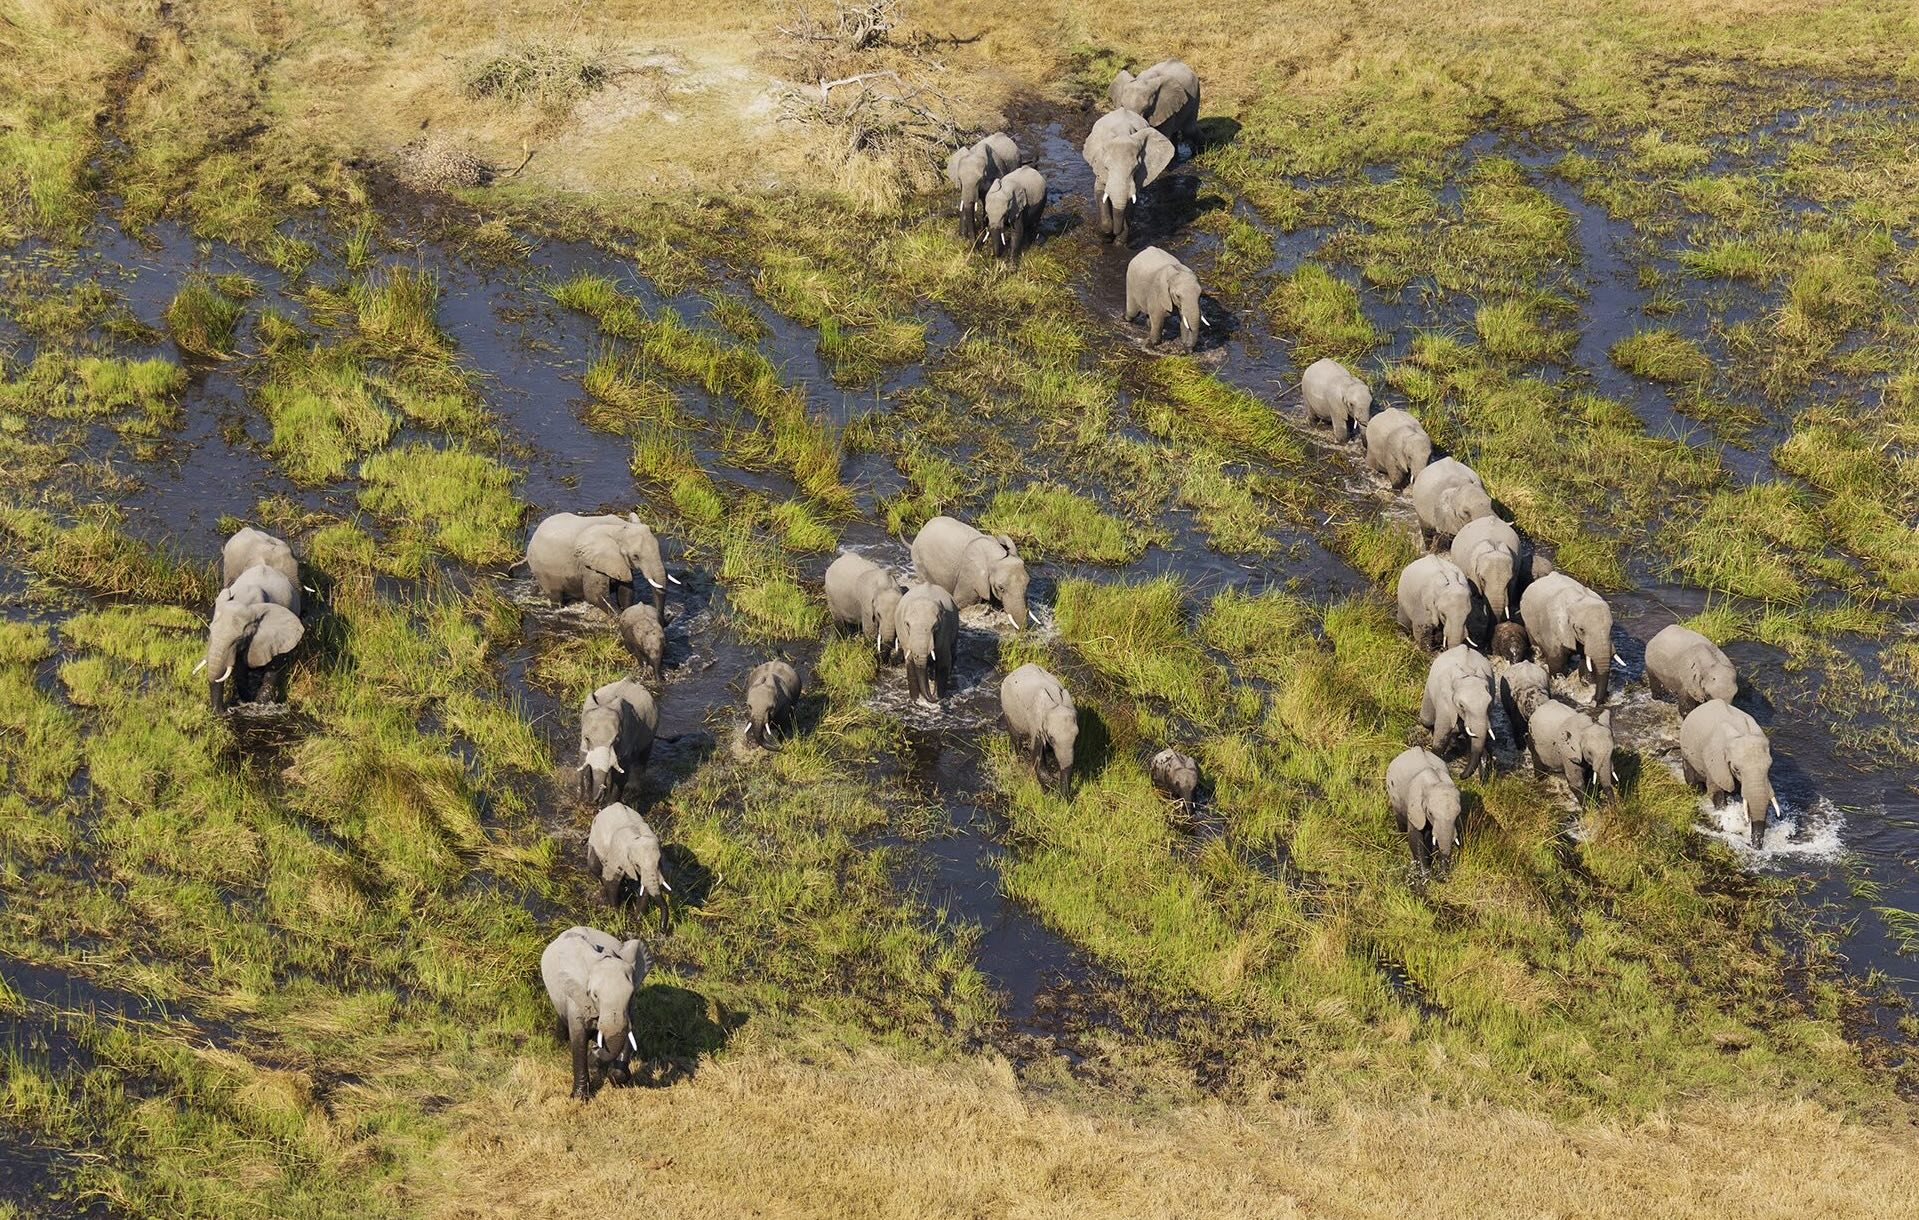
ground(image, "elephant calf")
xmin=617 ymin=604 xmax=666 ymax=683
xmin=1082 ymin=108 xmax=1174 ymax=245
xmin=579 ymin=678 xmax=657 ymax=804
xmin=1410 ymin=458 xmax=1494 ymax=546
xmin=983 ymin=167 xmax=1047 ymax=267
xmin=745 ymin=660 xmax=803 ymax=748
xmin=1645 ymin=623 xmax=1737 ymax=714
xmin=1528 ymin=703 xmax=1616 ymax=801
xmin=1450 ymin=514 xmax=1522 ymax=623
xmin=1386 ymin=746 xmax=1462 ymax=875
xmin=1396 ymin=554 xmax=1477 ymax=653
xmin=587 ymin=802 xmax=670 ymax=931
xmin=825 ymin=552 xmax=904 ymax=661
xmin=1150 ymin=747 xmax=1201 ymax=812
xmin=1109 ymin=59 xmax=1200 ymax=146
xmin=1499 ymin=661 xmax=1552 ymax=749
xmin=897 ymin=583 xmax=958 ymax=708
xmin=541 ymin=925 xmax=648 ymax=1100
xmin=1302 ymin=358 xmax=1372 ymax=442
xmin=1519 ymin=572 xmax=1620 ymax=706
xmin=1421 ymin=646 xmax=1495 ymax=779
xmin=947 ymin=132 xmax=1020 ymax=241
xmin=911 ymin=516 xmax=1030 ymax=629
xmin=1362 ymin=407 xmax=1432 ymax=487
xmin=1490 ymin=621 xmax=1531 ymax=663
xmin=1124 ymin=246 xmax=1205 ymax=352
xmin=1001 ymin=663 xmax=1079 ymax=798
xmin=1680 ymin=699 xmax=1778 ymax=847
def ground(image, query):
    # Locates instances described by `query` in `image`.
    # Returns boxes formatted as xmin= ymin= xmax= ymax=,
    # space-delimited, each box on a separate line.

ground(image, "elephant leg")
xmin=601 ymin=875 xmax=623 ymax=907
xmin=569 ymin=1021 xmax=591 ymax=1100
xmin=1393 ymin=804 xmax=1408 ymax=834
xmin=1678 ymin=693 xmax=1698 ymax=716
xmin=1008 ymin=214 xmax=1027 ymax=268
xmin=1680 ymin=757 xmax=1702 ymax=788
xmin=1147 ymin=308 xmax=1165 ymax=346
xmin=1406 ymin=825 xmax=1431 ymax=873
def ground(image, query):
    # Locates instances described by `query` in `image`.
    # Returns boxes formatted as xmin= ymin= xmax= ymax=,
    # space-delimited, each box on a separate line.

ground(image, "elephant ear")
xmin=619 ymin=938 xmax=646 ymax=974
xmin=1139 ymin=128 xmax=1176 ymax=185
xmin=245 ymin=605 xmax=303 ymax=667
xmin=945 ymin=147 xmax=966 ymax=186
xmin=992 ymin=533 xmax=1018 ymax=557
xmin=1108 ymin=69 xmax=1134 ymax=109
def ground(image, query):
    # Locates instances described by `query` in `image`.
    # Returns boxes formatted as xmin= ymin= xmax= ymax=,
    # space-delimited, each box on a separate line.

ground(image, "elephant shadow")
xmin=622 ymin=983 xmax=743 ymax=1088
xmin=661 ymin=843 xmax=718 ymax=913
xmin=1196 ymin=294 xmax=1240 ymax=351
xmin=1734 ymin=680 xmax=1776 ymax=722
xmin=1071 ymin=706 xmax=1115 ymax=786
xmin=1194 ymin=116 xmax=1242 ymax=152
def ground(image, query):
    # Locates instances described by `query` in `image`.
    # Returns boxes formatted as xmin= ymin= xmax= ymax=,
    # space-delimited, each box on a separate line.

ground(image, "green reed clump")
xmin=163 ymin=275 xmax=245 ymax=358
xmin=257 ymin=346 xmax=399 ymax=485
xmin=980 ymin=485 xmax=1147 ymax=565
xmin=357 ymin=444 xmax=526 ymax=570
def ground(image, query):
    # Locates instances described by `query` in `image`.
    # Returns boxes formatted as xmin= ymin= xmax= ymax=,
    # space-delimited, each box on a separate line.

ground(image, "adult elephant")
xmin=1527 ymin=703 xmax=1616 ymax=801
xmin=1385 ymin=746 xmax=1462 ymax=875
xmin=1001 ymin=663 xmax=1078 ymax=797
xmin=586 ymin=802 xmax=670 ymax=931
xmin=1109 ymin=60 xmax=1201 ymax=146
xmin=1301 ymin=358 xmax=1372 ymax=442
xmin=1520 ymin=572 xmax=1618 ymax=706
xmin=201 ymin=592 xmax=304 ymax=712
xmin=1361 ymin=408 xmax=1432 ymax=487
xmin=528 ymin=512 xmax=675 ymax=617
xmin=982 ymin=166 xmax=1047 ymax=267
xmin=947 ymin=132 xmax=1020 ymax=241
xmin=1421 ymin=645 xmax=1495 ymax=779
xmin=1450 ymin=515 xmax=1522 ymax=623
xmin=221 ymin=526 xmax=299 ymax=592
xmin=825 ymin=552 xmax=904 ymax=660
xmin=578 ymin=678 xmax=657 ymax=804
xmin=1409 ymin=458 xmax=1494 ymax=546
xmin=745 ymin=660 xmax=803 ymax=748
xmin=910 ymin=516 xmax=1030 ymax=628
xmin=896 ymin=583 xmax=958 ymax=707
xmin=1081 ymin=108 xmax=1175 ymax=246
xmin=541 ymin=925 xmax=648 ymax=1101
xmin=1645 ymin=624 xmax=1737 ymax=714
xmin=1395 ymin=554 xmax=1477 ymax=652
xmin=1679 ymin=700 xmax=1778 ymax=848
xmin=1124 ymin=246 xmax=1204 ymax=351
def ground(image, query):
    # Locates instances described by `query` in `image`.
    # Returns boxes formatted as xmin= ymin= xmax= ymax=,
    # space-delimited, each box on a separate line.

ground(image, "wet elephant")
xmin=541 ymin=926 xmax=647 ymax=1100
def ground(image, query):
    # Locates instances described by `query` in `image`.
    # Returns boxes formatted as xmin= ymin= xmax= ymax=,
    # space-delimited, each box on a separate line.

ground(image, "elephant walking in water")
xmin=1124 ymin=246 xmax=1205 ymax=351
xmin=1081 ymin=108 xmax=1175 ymax=246
xmin=1410 ymin=458 xmax=1494 ymax=546
xmin=910 ymin=516 xmax=1030 ymax=628
xmin=528 ymin=512 xmax=676 ymax=618
xmin=541 ymin=926 xmax=648 ymax=1100
xmin=1362 ymin=408 xmax=1432 ymax=487
xmin=897 ymin=583 xmax=958 ymax=707
xmin=1520 ymin=572 xmax=1619 ymax=706
xmin=1645 ymin=624 xmax=1737 ymax=714
xmin=825 ymin=552 xmax=904 ymax=661
xmin=1680 ymin=700 xmax=1778 ymax=847
xmin=1302 ymin=358 xmax=1372 ymax=441
xmin=1396 ymin=554 xmax=1478 ymax=653
xmin=586 ymin=802 xmax=670 ymax=931
xmin=947 ymin=132 xmax=1020 ymax=241
xmin=578 ymin=678 xmax=657 ymax=804
xmin=1421 ymin=645 xmax=1495 ymax=779
xmin=201 ymin=526 xmax=305 ymax=712
xmin=1450 ymin=515 xmax=1523 ymax=624
xmin=1527 ymin=703 xmax=1617 ymax=801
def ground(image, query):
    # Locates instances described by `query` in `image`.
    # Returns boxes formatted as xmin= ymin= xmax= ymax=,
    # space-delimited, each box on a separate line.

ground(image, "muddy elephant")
xmin=617 ymin=603 xmax=665 ymax=683
xmin=1679 ymin=699 xmax=1778 ymax=848
xmin=1001 ymin=663 xmax=1078 ymax=798
xmin=1421 ymin=645 xmax=1495 ymax=779
xmin=541 ymin=925 xmax=648 ymax=1101
xmin=1361 ymin=407 xmax=1432 ymax=487
xmin=1499 ymin=661 xmax=1552 ymax=750
xmin=221 ymin=526 xmax=300 ymax=593
xmin=1302 ymin=358 xmax=1372 ymax=441
xmin=1519 ymin=572 xmax=1618 ymax=706
xmin=1081 ymin=108 xmax=1175 ymax=246
xmin=1124 ymin=246 xmax=1204 ymax=351
xmin=911 ymin=516 xmax=1030 ymax=628
xmin=201 ymin=594 xmax=304 ymax=712
xmin=1528 ymin=703 xmax=1616 ymax=800
xmin=825 ymin=552 xmax=904 ymax=661
xmin=528 ymin=512 xmax=674 ymax=617
xmin=982 ymin=166 xmax=1047 ymax=267
xmin=1450 ymin=514 xmax=1522 ymax=623
xmin=579 ymin=678 xmax=657 ymax=804
xmin=1150 ymin=747 xmax=1201 ymax=812
xmin=1490 ymin=621 xmax=1531 ymax=663
xmin=1396 ymin=554 xmax=1478 ymax=652
xmin=1410 ymin=458 xmax=1494 ymax=546
xmin=745 ymin=660 xmax=803 ymax=748
xmin=896 ymin=583 xmax=958 ymax=708
xmin=1645 ymin=624 xmax=1737 ymax=714
xmin=948 ymin=132 xmax=1021 ymax=241
xmin=1386 ymin=746 xmax=1462 ymax=875
xmin=1109 ymin=60 xmax=1200 ymax=146
xmin=586 ymin=802 xmax=670 ymax=931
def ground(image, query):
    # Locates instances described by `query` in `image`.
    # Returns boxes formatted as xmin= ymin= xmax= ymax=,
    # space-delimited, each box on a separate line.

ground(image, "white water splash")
xmin=1693 ymin=794 xmax=1846 ymax=867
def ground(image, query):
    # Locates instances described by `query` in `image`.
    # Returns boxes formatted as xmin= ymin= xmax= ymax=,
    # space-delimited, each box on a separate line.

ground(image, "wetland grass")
xmin=163 ymin=276 xmax=245 ymax=358
xmin=356 ymin=444 xmax=527 ymax=571
xmin=979 ymin=485 xmax=1147 ymax=565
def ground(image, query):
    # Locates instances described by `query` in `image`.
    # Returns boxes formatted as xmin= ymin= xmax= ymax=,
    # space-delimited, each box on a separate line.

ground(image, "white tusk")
xmin=192 ymin=658 xmax=207 ymax=674
xmin=627 ymin=1030 xmax=638 ymax=1052
xmin=577 ymin=760 xmax=590 ymax=771
xmin=1770 ymin=796 xmax=1781 ymax=817
xmin=646 ymin=576 xmax=664 ymax=590
xmin=659 ymin=878 xmax=672 ymax=892
xmin=213 ymin=666 xmax=233 ymax=683
xmin=1583 ymin=656 xmax=1593 ymax=673
xmin=667 ymin=574 xmax=682 ymax=586
xmin=1611 ymin=769 xmax=1619 ymax=784
xmin=1612 ymin=652 xmax=1625 ymax=667
xmin=611 ymin=760 xmax=625 ymax=774
xmin=929 ymin=643 xmax=936 ymax=661
xmin=596 ymin=1030 xmax=603 ymax=1051
xmin=1488 ymin=727 xmax=1497 ymax=742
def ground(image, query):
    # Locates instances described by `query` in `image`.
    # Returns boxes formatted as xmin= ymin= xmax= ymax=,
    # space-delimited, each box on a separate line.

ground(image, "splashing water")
xmin=1694 ymin=795 xmax=1846 ymax=867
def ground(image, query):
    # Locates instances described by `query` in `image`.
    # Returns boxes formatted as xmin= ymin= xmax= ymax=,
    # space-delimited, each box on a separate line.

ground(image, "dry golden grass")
xmin=429 ymin=1043 xmax=1919 ymax=1220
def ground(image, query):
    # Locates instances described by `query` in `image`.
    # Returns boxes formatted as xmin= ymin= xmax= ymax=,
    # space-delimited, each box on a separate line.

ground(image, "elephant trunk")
xmin=208 ymin=676 xmax=227 ymax=713
xmin=1744 ymin=774 xmax=1777 ymax=848
xmin=1590 ymin=659 xmax=1610 ymax=706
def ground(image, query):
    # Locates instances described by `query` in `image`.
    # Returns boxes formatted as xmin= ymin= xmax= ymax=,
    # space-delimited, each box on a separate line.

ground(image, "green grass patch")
xmin=1610 ymin=328 xmax=1714 ymax=385
xmin=1132 ymin=360 xmax=1301 ymax=464
xmin=979 ymin=485 xmax=1147 ymax=565
xmin=257 ymin=346 xmax=399 ymax=484
xmin=1662 ymin=483 xmax=1819 ymax=603
xmin=163 ymin=276 xmax=245 ymax=358
xmin=356 ymin=444 xmax=526 ymax=571
xmin=1265 ymin=263 xmax=1379 ymax=364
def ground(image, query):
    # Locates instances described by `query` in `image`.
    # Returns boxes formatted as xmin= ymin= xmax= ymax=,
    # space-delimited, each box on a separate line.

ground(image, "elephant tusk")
xmin=627 ymin=1030 xmax=638 ymax=1052
xmin=192 ymin=658 xmax=207 ymax=674
xmin=659 ymin=878 xmax=672 ymax=892
xmin=596 ymin=1030 xmax=604 ymax=1051
xmin=667 ymin=574 xmax=682 ymax=586
xmin=1489 ymin=727 xmax=1497 ymax=742
xmin=1612 ymin=652 xmax=1625 ymax=667
xmin=611 ymin=760 xmax=625 ymax=774
xmin=1770 ymin=796 xmax=1781 ymax=817
xmin=577 ymin=760 xmax=590 ymax=771
xmin=646 ymin=577 xmax=665 ymax=590
xmin=929 ymin=642 xmax=936 ymax=662
xmin=213 ymin=665 xmax=233 ymax=683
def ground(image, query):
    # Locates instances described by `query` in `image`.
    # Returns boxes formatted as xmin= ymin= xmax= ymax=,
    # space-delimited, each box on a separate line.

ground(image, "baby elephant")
xmin=1527 ymin=703 xmax=1616 ymax=800
xmin=579 ymin=679 xmax=657 ymax=805
xmin=586 ymin=802 xmax=670 ymax=931
xmin=745 ymin=660 xmax=803 ymax=748
xmin=617 ymin=603 xmax=666 ymax=683
xmin=1361 ymin=407 xmax=1432 ymax=487
xmin=825 ymin=552 xmax=904 ymax=661
xmin=897 ymin=583 xmax=958 ymax=707
xmin=1150 ymin=747 xmax=1201 ymax=812
xmin=982 ymin=166 xmax=1047 ymax=267
xmin=1001 ymin=663 xmax=1079 ymax=798
xmin=1498 ymin=660 xmax=1552 ymax=749
xmin=1490 ymin=620 xmax=1531 ymax=663
xmin=1410 ymin=458 xmax=1494 ymax=546
xmin=1644 ymin=624 xmax=1737 ymax=714
xmin=1679 ymin=699 xmax=1777 ymax=848
xmin=541 ymin=925 xmax=648 ymax=1101
xmin=1386 ymin=746 xmax=1463 ymax=875
xmin=1421 ymin=646 xmax=1495 ymax=779
xmin=1302 ymin=358 xmax=1372 ymax=441
xmin=1124 ymin=246 xmax=1205 ymax=351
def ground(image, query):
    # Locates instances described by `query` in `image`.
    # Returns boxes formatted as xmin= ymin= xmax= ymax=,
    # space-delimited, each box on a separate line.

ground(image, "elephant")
xmin=579 ymin=678 xmax=657 ymax=804
xmin=221 ymin=526 xmax=300 ymax=593
xmin=1490 ymin=621 xmax=1532 ymax=663
xmin=617 ymin=603 xmax=666 ymax=683
xmin=1395 ymin=554 xmax=1478 ymax=652
xmin=1001 ymin=663 xmax=1078 ymax=798
xmin=896 ymin=583 xmax=958 ymax=708
xmin=540 ymin=925 xmax=648 ymax=1100
xmin=528 ymin=512 xmax=676 ymax=617
xmin=1679 ymin=699 xmax=1778 ymax=848
xmin=982 ymin=166 xmax=1047 ymax=267
xmin=1527 ymin=703 xmax=1616 ymax=800
xmin=1519 ymin=572 xmax=1618 ymax=706
xmin=910 ymin=516 xmax=1030 ymax=628
xmin=1450 ymin=514 xmax=1522 ymax=623
xmin=1109 ymin=60 xmax=1201 ymax=146
xmin=947 ymin=132 xmax=1021 ymax=241
xmin=1409 ymin=458 xmax=1494 ymax=546
xmin=825 ymin=551 xmax=904 ymax=661
xmin=1645 ymin=624 xmax=1737 ymax=714
xmin=217 ymin=561 xmax=302 ymax=618
xmin=586 ymin=802 xmax=670 ymax=931
xmin=1080 ymin=108 xmax=1175 ymax=246
xmin=1385 ymin=746 xmax=1462 ymax=875
xmin=745 ymin=660 xmax=803 ymax=748
xmin=1361 ymin=407 xmax=1432 ymax=488
xmin=1301 ymin=358 xmax=1373 ymax=441
xmin=1124 ymin=246 xmax=1204 ymax=351
xmin=201 ymin=596 xmax=304 ymax=712
xmin=1420 ymin=645 xmax=1495 ymax=779
xmin=1150 ymin=747 xmax=1200 ymax=812
xmin=1498 ymin=661 xmax=1552 ymax=750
